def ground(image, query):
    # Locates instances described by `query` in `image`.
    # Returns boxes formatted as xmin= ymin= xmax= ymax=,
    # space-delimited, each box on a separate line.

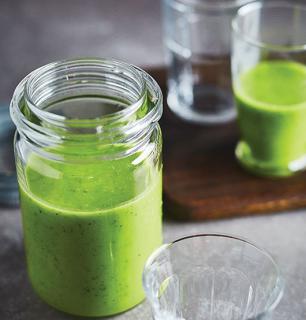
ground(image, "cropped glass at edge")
xmin=231 ymin=2 xmax=306 ymax=176
xmin=143 ymin=234 xmax=284 ymax=320
xmin=162 ymin=0 xmax=253 ymax=124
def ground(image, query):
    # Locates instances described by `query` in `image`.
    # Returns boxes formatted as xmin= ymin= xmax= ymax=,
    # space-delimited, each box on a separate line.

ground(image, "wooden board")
xmin=147 ymin=67 xmax=306 ymax=220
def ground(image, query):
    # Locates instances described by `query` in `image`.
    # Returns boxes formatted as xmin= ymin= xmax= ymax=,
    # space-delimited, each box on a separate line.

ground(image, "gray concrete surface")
xmin=1 ymin=208 xmax=306 ymax=319
xmin=0 ymin=0 xmax=306 ymax=319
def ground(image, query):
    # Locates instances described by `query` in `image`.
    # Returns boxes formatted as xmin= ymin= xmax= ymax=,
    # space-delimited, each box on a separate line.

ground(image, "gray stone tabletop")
xmin=0 ymin=0 xmax=306 ymax=319
xmin=1 ymin=208 xmax=306 ymax=319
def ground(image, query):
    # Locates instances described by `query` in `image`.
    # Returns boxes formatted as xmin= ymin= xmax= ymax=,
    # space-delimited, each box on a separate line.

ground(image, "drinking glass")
xmin=162 ymin=0 xmax=252 ymax=124
xmin=232 ymin=1 xmax=306 ymax=176
xmin=143 ymin=234 xmax=284 ymax=320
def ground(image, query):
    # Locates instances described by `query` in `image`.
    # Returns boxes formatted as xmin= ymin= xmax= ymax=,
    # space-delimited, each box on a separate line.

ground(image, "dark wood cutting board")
xmin=147 ymin=67 xmax=306 ymax=220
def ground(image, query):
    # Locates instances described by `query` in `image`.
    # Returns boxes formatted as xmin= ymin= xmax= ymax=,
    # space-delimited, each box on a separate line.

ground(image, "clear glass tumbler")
xmin=143 ymin=234 xmax=284 ymax=320
xmin=232 ymin=2 xmax=306 ymax=177
xmin=162 ymin=0 xmax=252 ymax=124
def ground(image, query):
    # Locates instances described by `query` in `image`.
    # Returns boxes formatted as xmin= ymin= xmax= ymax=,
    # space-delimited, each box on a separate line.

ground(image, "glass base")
xmin=167 ymin=85 xmax=236 ymax=124
xmin=235 ymin=141 xmax=306 ymax=178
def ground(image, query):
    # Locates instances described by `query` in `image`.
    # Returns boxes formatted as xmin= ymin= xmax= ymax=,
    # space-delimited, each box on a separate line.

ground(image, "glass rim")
xmin=232 ymin=1 xmax=306 ymax=52
xmin=165 ymin=0 xmax=252 ymax=12
xmin=143 ymin=233 xmax=284 ymax=314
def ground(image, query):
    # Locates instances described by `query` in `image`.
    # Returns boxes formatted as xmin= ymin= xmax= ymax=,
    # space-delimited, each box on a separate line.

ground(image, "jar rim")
xmin=10 ymin=57 xmax=163 ymax=154
xmin=23 ymin=58 xmax=148 ymax=126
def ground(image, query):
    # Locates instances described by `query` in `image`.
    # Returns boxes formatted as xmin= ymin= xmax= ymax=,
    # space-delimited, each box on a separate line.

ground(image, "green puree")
xmin=19 ymin=147 xmax=162 ymax=317
xmin=234 ymin=61 xmax=306 ymax=176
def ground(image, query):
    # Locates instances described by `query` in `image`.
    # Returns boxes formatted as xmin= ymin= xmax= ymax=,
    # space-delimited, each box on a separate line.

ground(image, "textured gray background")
xmin=0 ymin=0 xmax=306 ymax=319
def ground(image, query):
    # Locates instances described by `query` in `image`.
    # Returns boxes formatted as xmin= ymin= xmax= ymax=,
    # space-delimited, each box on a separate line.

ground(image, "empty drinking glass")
xmin=143 ymin=234 xmax=284 ymax=320
xmin=162 ymin=0 xmax=252 ymax=124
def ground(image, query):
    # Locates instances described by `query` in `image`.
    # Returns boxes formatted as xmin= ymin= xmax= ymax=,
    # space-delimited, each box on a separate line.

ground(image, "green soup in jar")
xmin=11 ymin=58 xmax=163 ymax=317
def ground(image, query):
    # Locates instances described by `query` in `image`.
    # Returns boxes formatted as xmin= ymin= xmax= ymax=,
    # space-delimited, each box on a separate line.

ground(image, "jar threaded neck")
xmin=10 ymin=58 xmax=162 ymax=159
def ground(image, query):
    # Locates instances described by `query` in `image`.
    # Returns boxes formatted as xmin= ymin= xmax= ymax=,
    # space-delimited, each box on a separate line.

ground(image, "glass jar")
xmin=10 ymin=58 xmax=163 ymax=317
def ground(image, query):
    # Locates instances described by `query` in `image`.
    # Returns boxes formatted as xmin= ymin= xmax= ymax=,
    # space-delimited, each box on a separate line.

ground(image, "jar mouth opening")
xmin=10 ymin=58 xmax=162 ymax=159
xmin=11 ymin=57 xmax=162 ymax=143
xmin=23 ymin=58 xmax=148 ymax=126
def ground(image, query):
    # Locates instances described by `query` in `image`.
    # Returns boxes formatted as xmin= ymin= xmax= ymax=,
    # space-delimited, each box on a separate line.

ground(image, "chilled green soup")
xmin=234 ymin=61 xmax=306 ymax=176
xmin=20 ymin=147 xmax=162 ymax=317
